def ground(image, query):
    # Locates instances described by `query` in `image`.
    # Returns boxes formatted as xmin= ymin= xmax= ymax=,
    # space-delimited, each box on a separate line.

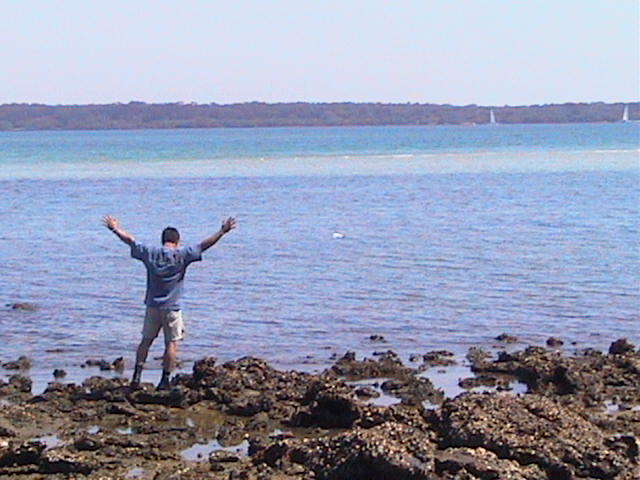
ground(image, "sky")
xmin=1 ymin=1 xmax=638 ymax=106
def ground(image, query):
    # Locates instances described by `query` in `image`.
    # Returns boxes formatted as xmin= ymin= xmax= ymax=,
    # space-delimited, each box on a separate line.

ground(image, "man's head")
xmin=162 ymin=227 xmax=180 ymax=245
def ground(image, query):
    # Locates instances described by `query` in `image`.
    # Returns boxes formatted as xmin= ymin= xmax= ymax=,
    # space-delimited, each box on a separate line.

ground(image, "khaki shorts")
xmin=142 ymin=307 xmax=185 ymax=344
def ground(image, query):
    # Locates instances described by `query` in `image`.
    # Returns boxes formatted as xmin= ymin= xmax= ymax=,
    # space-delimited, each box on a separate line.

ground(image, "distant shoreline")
xmin=0 ymin=101 xmax=637 ymax=131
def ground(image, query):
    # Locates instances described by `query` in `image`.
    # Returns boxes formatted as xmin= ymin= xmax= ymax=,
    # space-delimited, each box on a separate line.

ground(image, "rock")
xmin=52 ymin=369 xmax=66 ymax=378
xmin=495 ymin=333 xmax=518 ymax=343
xmin=40 ymin=450 xmax=96 ymax=474
xmin=83 ymin=376 xmax=130 ymax=402
xmin=380 ymin=376 xmax=443 ymax=406
xmin=435 ymin=393 xmax=632 ymax=479
xmin=0 ymin=420 xmax=17 ymax=438
xmin=354 ymin=386 xmax=380 ymax=399
xmin=107 ymin=403 xmax=140 ymax=416
xmin=256 ymin=422 xmax=437 ymax=479
xmin=466 ymin=347 xmax=491 ymax=369
xmin=369 ymin=334 xmax=386 ymax=342
xmin=434 ymin=447 xmax=546 ymax=479
xmin=546 ymin=336 xmax=564 ymax=347
xmin=73 ymin=436 xmax=103 ymax=451
xmin=291 ymin=384 xmax=361 ymax=428
xmin=7 ymin=302 xmax=38 ymax=311
xmin=112 ymin=357 xmax=125 ymax=372
xmin=129 ymin=387 xmax=189 ymax=408
xmin=2 ymin=356 xmax=32 ymax=370
xmin=609 ymin=338 xmax=635 ymax=355
xmin=420 ymin=350 xmax=457 ymax=369
xmin=329 ymin=350 xmax=411 ymax=379
xmin=210 ymin=450 xmax=241 ymax=464
xmin=8 ymin=375 xmax=32 ymax=393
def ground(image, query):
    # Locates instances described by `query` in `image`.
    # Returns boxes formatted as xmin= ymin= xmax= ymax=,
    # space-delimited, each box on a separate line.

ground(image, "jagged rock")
xmin=0 ymin=375 xmax=32 ymax=395
xmin=609 ymin=338 xmax=635 ymax=355
xmin=420 ymin=350 xmax=457 ymax=368
xmin=291 ymin=384 xmax=361 ymax=428
xmin=546 ymin=336 xmax=564 ymax=347
xmin=0 ymin=441 xmax=45 ymax=467
xmin=73 ymin=436 xmax=103 ymax=451
xmin=129 ymin=387 xmax=189 ymax=408
xmin=2 ymin=356 xmax=32 ymax=370
xmin=328 ymin=350 xmax=412 ymax=379
xmin=0 ymin=420 xmax=17 ymax=438
xmin=434 ymin=446 xmax=547 ymax=479
xmin=435 ymin=393 xmax=633 ymax=479
xmin=495 ymin=333 xmax=518 ymax=343
xmin=256 ymin=422 xmax=437 ymax=480
xmin=380 ymin=376 xmax=443 ymax=405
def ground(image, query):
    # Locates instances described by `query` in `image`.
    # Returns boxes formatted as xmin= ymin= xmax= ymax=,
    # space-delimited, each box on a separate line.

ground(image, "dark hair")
xmin=162 ymin=227 xmax=180 ymax=244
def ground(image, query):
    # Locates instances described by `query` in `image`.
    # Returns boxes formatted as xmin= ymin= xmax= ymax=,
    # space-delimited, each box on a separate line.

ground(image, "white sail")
xmin=489 ymin=109 xmax=497 ymax=124
xmin=622 ymin=105 xmax=629 ymax=122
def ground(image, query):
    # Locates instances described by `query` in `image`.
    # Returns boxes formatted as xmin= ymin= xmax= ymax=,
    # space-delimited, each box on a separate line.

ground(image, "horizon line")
xmin=1 ymin=100 xmax=639 ymax=109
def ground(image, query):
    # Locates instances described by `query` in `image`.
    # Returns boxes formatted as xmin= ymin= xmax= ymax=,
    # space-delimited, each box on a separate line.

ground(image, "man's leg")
xmin=131 ymin=337 xmax=154 ymax=386
xmin=157 ymin=341 xmax=178 ymax=390
xmin=157 ymin=310 xmax=184 ymax=390
xmin=132 ymin=307 xmax=161 ymax=387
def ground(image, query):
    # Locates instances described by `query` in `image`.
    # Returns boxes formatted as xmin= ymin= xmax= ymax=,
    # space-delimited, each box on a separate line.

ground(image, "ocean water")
xmin=0 ymin=123 xmax=638 ymax=390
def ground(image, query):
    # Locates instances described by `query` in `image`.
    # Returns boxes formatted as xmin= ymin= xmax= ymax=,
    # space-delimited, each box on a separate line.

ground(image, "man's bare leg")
xmin=131 ymin=337 xmax=154 ymax=387
xmin=157 ymin=341 xmax=178 ymax=390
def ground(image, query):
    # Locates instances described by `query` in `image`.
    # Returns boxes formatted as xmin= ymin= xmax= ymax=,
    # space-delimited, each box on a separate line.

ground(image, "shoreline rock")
xmin=0 ymin=339 xmax=638 ymax=478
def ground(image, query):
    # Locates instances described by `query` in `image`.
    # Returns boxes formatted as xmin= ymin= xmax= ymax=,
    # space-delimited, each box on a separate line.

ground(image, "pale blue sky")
xmin=1 ymin=1 xmax=638 ymax=105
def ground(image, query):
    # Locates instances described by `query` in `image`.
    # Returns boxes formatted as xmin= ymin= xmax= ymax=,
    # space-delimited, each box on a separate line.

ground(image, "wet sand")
xmin=1 ymin=338 xmax=639 ymax=479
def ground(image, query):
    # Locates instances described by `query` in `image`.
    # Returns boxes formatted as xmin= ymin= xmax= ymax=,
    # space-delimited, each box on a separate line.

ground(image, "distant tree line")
xmin=0 ymin=101 xmax=637 ymax=131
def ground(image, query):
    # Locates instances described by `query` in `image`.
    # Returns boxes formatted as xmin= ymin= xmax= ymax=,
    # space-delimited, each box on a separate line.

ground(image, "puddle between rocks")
xmin=422 ymin=364 xmax=528 ymax=398
xmin=32 ymin=434 xmax=63 ymax=450
xmin=604 ymin=400 xmax=640 ymax=414
xmin=181 ymin=438 xmax=250 ymax=462
xmin=126 ymin=467 xmax=146 ymax=479
xmin=347 ymin=378 xmax=402 ymax=407
xmin=86 ymin=425 xmax=100 ymax=434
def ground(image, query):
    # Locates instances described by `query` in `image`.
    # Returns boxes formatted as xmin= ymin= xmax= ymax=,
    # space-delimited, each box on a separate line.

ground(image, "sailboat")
xmin=489 ymin=109 xmax=497 ymax=125
xmin=622 ymin=105 xmax=629 ymax=122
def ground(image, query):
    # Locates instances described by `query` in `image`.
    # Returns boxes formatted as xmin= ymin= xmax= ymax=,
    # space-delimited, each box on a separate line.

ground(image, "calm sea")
xmin=1 ymin=123 xmax=638 ymax=391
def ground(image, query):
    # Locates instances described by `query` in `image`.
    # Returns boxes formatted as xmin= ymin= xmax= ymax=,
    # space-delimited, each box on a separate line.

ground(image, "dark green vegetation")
xmin=0 ymin=101 xmax=637 ymax=130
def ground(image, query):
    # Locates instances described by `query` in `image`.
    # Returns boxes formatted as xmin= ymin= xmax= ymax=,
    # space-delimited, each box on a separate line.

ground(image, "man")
xmin=103 ymin=215 xmax=236 ymax=390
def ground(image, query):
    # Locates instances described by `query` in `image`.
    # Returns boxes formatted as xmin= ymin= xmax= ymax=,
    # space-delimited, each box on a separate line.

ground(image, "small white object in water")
xmin=332 ymin=232 xmax=345 ymax=239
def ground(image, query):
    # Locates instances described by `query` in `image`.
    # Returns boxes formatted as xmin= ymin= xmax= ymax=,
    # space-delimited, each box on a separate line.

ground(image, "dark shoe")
xmin=131 ymin=364 xmax=143 ymax=387
xmin=156 ymin=377 xmax=171 ymax=391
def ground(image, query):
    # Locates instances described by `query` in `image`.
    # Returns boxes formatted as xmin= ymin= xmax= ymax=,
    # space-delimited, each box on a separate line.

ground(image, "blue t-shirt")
xmin=131 ymin=242 xmax=202 ymax=310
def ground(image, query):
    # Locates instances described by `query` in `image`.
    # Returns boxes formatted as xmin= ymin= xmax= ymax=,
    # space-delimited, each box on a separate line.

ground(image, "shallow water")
xmin=0 ymin=124 xmax=638 ymax=389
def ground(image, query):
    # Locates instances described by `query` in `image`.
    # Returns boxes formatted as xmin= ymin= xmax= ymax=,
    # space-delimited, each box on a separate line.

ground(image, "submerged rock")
xmin=495 ymin=333 xmax=518 ymax=343
xmin=7 ymin=302 xmax=38 ymax=311
xmin=546 ymin=336 xmax=564 ymax=347
xmin=2 ymin=356 xmax=32 ymax=370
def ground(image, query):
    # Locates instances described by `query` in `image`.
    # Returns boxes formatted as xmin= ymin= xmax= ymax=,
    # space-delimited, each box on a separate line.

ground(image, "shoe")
xmin=156 ymin=377 xmax=171 ymax=391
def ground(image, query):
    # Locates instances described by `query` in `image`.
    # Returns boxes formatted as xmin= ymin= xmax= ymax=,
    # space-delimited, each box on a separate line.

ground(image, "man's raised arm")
xmin=103 ymin=215 xmax=135 ymax=246
xmin=200 ymin=217 xmax=236 ymax=252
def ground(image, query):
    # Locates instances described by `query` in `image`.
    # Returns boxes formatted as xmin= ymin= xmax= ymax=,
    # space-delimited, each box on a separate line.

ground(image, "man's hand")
xmin=221 ymin=217 xmax=237 ymax=234
xmin=103 ymin=215 xmax=135 ymax=245
xmin=102 ymin=215 xmax=120 ymax=231
xmin=200 ymin=216 xmax=237 ymax=252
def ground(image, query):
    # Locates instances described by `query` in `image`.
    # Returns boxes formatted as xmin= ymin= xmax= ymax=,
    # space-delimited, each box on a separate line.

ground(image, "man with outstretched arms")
xmin=103 ymin=215 xmax=236 ymax=390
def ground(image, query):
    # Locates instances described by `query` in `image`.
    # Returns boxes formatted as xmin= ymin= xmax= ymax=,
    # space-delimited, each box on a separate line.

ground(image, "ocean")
xmin=1 ymin=123 xmax=638 ymax=392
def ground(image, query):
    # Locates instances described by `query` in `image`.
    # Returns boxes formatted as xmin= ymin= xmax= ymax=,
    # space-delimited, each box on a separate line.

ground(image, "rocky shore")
xmin=1 ymin=339 xmax=638 ymax=479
